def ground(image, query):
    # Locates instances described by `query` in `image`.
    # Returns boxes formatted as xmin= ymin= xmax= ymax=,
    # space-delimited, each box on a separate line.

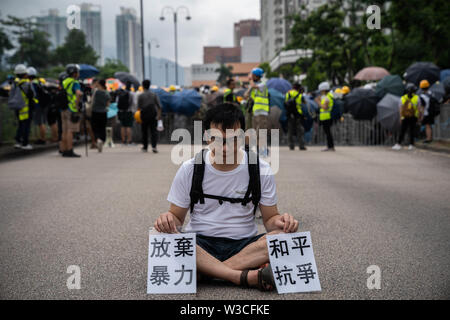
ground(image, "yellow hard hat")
xmin=169 ymin=85 xmax=176 ymax=91
xmin=335 ymin=88 xmax=343 ymax=94
xmin=237 ymin=96 xmax=243 ymax=103
xmin=39 ymin=78 xmax=46 ymax=84
xmin=134 ymin=110 xmax=142 ymax=124
xmin=211 ymin=86 xmax=219 ymax=92
xmin=420 ymin=80 xmax=430 ymax=89
xmin=342 ymin=86 xmax=350 ymax=94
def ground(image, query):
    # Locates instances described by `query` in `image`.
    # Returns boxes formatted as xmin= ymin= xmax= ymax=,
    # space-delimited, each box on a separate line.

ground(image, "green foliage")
xmin=215 ymin=64 xmax=233 ymax=86
xmin=281 ymin=0 xmax=450 ymax=90
xmin=53 ymin=29 xmax=99 ymax=66
xmin=9 ymin=29 xmax=52 ymax=69
xmin=97 ymin=58 xmax=129 ymax=79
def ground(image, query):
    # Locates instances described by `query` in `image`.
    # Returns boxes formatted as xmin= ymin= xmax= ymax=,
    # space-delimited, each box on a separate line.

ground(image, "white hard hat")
xmin=318 ymin=81 xmax=330 ymax=91
xmin=27 ymin=67 xmax=37 ymax=77
xmin=14 ymin=64 xmax=28 ymax=75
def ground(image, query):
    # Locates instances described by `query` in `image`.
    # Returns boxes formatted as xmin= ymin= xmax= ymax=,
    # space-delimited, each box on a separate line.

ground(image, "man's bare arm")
xmin=260 ymin=204 xmax=299 ymax=233
xmin=154 ymin=203 xmax=189 ymax=234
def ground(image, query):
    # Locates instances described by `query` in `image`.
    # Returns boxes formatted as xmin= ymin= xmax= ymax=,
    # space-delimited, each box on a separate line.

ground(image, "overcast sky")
xmin=1 ymin=0 xmax=260 ymax=67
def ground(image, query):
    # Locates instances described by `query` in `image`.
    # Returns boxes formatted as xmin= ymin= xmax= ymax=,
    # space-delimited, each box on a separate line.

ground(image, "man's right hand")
xmin=154 ymin=211 xmax=179 ymax=234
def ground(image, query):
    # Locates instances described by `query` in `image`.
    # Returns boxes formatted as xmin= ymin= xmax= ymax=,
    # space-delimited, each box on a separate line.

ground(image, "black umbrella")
xmin=345 ymin=88 xmax=379 ymax=120
xmin=429 ymin=82 xmax=446 ymax=103
xmin=375 ymin=75 xmax=404 ymax=98
xmin=404 ymin=62 xmax=440 ymax=86
xmin=114 ymin=72 xmax=140 ymax=90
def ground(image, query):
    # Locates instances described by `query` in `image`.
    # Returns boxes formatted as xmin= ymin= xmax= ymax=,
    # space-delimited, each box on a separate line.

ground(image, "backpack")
xmin=285 ymin=92 xmax=301 ymax=118
xmin=400 ymin=98 xmax=415 ymax=118
xmin=56 ymin=79 xmax=75 ymax=111
xmin=8 ymin=82 xmax=29 ymax=111
xmin=331 ymin=98 xmax=344 ymax=121
xmin=189 ymin=147 xmax=261 ymax=215
xmin=117 ymin=89 xmax=130 ymax=111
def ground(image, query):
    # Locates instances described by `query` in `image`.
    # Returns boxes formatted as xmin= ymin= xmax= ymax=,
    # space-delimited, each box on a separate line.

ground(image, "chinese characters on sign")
xmin=147 ymin=231 xmax=197 ymax=294
xmin=267 ymin=232 xmax=321 ymax=294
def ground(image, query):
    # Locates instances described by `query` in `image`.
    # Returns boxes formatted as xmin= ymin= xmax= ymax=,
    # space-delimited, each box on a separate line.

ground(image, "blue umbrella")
xmin=441 ymin=69 xmax=450 ymax=82
xmin=107 ymin=102 xmax=118 ymax=119
xmin=266 ymin=78 xmax=292 ymax=94
xmin=151 ymin=88 xmax=174 ymax=113
xmin=79 ymin=64 xmax=99 ymax=79
xmin=303 ymin=96 xmax=319 ymax=132
xmin=172 ymin=89 xmax=202 ymax=116
xmin=268 ymin=88 xmax=288 ymax=131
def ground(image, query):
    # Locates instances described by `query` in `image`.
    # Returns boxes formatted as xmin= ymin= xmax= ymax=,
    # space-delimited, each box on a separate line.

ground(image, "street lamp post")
xmin=160 ymin=6 xmax=191 ymax=86
xmin=140 ymin=0 xmax=145 ymax=80
xmin=148 ymin=39 xmax=159 ymax=81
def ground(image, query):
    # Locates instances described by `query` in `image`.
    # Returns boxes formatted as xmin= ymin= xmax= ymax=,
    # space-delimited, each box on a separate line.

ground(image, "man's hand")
xmin=154 ymin=211 xmax=180 ymax=234
xmin=273 ymin=213 xmax=299 ymax=233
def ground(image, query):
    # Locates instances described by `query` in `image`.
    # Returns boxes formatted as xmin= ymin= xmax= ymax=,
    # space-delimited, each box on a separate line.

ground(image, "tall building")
xmin=80 ymin=3 xmax=103 ymax=65
xmin=36 ymin=9 xmax=68 ymax=50
xmin=260 ymin=0 xmax=328 ymax=63
xmin=241 ymin=36 xmax=261 ymax=63
xmin=116 ymin=7 xmax=143 ymax=80
xmin=233 ymin=19 xmax=261 ymax=48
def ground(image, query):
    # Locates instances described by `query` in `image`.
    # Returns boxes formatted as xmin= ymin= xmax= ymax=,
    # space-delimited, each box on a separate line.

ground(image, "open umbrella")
xmin=375 ymin=75 xmax=404 ymax=98
xmin=345 ymin=88 xmax=379 ymax=120
xmin=377 ymin=93 xmax=401 ymax=131
xmin=440 ymin=69 xmax=450 ymax=82
xmin=151 ymin=88 xmax=174 ymax=113
xmin=302 ymin=96 xmax=319 ymax=132
xmin=79 ymin=64 xmax=99 ymax=79
xmin=354 ymin=67 xmax=390 ymax=81
xmin=404 ymin=62 xmax=440 ymax=86
xmin=429 ymin=82 xmax=446 ymax=103
xmin=266 ymin=78 xmax=292 ymax=94
xmin=268 ymin=88 xmax=288 ymax=126
xmin=114 ymin=72 xmax=140 ymax=90
xmin=172 ymin=89 xmax=202 ymax=116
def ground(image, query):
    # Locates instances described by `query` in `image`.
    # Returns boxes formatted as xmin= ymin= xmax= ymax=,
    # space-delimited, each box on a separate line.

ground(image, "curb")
xmin=415 ymin=142 xmax=450 ymax=155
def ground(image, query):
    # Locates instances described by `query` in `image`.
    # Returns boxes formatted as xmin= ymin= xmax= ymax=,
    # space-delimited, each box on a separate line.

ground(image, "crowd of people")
xmin=5 ymin=63 xmax=448 ymax=158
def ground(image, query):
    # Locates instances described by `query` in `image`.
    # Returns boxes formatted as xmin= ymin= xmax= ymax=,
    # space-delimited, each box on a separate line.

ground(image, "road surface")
xmin=0 ymin=145 xmax=449 ymax=299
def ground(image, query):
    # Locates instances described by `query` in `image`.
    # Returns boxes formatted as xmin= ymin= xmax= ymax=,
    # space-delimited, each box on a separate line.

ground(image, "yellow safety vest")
xmin=63 ymin=77 xmax=79 ymax=113
xmin=223 ymin=88 xmax=236 ymax=103
xmin=15 ymin=78 xmax=31 ymax=121
xmin=401 ymin=94 xmax=419 ymax=119
xmin=285 ymin=90 xmax=303 ymax=115
xmin=319 ymin=92 xmax=334 ymax=121
xmin=251 ymin=86 xmax=269 ymax=114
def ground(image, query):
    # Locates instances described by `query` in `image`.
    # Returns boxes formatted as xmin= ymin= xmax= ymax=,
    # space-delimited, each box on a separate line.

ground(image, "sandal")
xmin=257 ymin=263 xmax=275 ymax=292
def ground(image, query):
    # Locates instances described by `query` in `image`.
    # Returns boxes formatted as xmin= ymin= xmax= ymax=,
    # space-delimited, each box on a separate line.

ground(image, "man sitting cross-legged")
xmin=153 ymin=103 xmax=299 ymax=291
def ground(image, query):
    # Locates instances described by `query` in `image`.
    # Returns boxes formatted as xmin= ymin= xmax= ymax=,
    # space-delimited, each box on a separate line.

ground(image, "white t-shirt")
xmin=167 ymin=149 xmax=277 ymax=240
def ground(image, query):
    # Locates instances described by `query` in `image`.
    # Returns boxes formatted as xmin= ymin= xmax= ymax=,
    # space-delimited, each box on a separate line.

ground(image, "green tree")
xmin=0 ymin=28 xmax=13 ymax=70
xmin=215 ymin=64 xmax=233 ymax=86
xmin=97 ymin=58 xmax=129 ymax=79
xmin=9 ymin=29 xmax=52 ymax=69
xmin=54 ymin=29 xmax=98 ymax=66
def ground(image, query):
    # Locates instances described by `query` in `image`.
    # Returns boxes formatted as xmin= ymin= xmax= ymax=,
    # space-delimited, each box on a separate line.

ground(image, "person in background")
xmin=116 ymin=81 xmax=135 ymax=145
xmin=392 ymin=83 xmax=422 ymax=151
xmin=27 ymin=67 xmax=47 ymax=145
xmin=11 ymin=64 xmax=35 ymax=150
xmin=138 ymin=79 xmax=162 ymax=153
xmin=91 ymin=79 xmax=110 ymax=153
xmin=315 ymin=81 xmax=335 ymax=152
xmin=286 ymin=83 xmax=307 ymax=151
xmin=418 ymin=80 xmax=437 ymax=144
xmin=223 ymin=78 xmax=237 ymax=104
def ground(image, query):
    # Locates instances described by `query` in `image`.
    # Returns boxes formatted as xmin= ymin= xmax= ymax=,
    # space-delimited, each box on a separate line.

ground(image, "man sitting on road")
xmin=153 ymin=104 xmax=299 ymax=291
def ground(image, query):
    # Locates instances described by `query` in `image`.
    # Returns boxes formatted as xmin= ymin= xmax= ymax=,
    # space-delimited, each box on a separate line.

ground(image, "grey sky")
xmin=0 ymin=0 xmax=260 ymax=67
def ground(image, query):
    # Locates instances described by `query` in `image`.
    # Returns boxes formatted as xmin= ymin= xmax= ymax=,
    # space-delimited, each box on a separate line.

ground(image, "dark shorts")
xmin=422 ymin=115 xmax=435 ymax=125
xmin=196 ymin=233 xmax=265 ymax=262
xmin=118 ymin=111 xmax=134 ymax=127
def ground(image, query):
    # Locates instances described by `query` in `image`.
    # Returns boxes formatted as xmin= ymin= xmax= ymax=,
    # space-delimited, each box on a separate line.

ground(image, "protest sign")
xmin=266 ymin=231 xmax=321 ymax=294
xmin=147 ymin=231 xmax=197 ymax=294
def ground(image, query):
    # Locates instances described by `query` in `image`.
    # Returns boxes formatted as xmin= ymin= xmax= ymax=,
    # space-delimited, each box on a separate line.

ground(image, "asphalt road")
xmin=0 ymin=144 xmax=449 ymax=300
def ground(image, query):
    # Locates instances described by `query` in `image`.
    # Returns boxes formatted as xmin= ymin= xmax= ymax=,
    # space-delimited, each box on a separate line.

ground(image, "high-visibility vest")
xmin=63 ymin=77 xmax=79 ymax=113
xmin=285 ymin=89 xmax=303 ymax=115
xmin=223 ymin=88 xmax=236 ymax=103
xmin=319 ymin=92 xmax=334 ymax=121
xmin=401 ymin=94 xmax=419 ymax=119
xmin=251 ymin=86 xmax=269 ymax=114
xmin=15 ymin=78 xmax=30 ymax=121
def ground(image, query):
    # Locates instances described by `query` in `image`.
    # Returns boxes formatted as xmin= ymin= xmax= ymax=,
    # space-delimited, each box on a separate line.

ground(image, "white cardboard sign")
xmin=147 ymin=232 xmax=197 ymax=294
xmin=266 ymin=231 xmax=321 ymax=294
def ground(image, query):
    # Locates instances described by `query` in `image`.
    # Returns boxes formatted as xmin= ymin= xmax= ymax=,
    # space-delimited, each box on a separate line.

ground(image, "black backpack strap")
xmin=242 ymin=149 xmax=261 ymax=215
xmin=189 ymin=149 xmax=207 ymax=213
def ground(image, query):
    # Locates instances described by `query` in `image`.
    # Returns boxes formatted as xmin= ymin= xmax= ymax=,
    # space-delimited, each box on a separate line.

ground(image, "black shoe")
xmin=59 ymin=149 xmax=63 ymax=155
xmin=63 ymin=150 xmax=81 ymax=158
xmin=142 ymin=148 xmax=148 ymax=152
xmin=300 ymin=147 xmax=307 ymax=151
xmin=289 ymin=146 xmax=295 ymax=150
xmin=152 ymin=148 xmax=158 ymax=153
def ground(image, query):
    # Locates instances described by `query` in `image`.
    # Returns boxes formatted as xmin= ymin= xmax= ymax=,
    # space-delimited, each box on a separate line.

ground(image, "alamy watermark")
xmin=67 ymin=265 xmax=81 ymax=290
xmin=366 ymin=265 xmax=381 ymax=290
xmin=366 ymin=5 xmax=381 ymax=30
xmin=66 ymin=5 xmax=81 ymax=30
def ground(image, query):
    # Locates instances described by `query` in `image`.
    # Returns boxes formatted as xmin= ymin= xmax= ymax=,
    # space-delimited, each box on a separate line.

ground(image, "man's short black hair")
xmin=226 ymin=78 xmax=235 ymax=86
xmin=293 ymin=82 xmax=302 ymax=91
xmin=142 ymin=79 xmax=151 ymax=90
xmin=204 ymin=103 xmax=245 ymax=131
